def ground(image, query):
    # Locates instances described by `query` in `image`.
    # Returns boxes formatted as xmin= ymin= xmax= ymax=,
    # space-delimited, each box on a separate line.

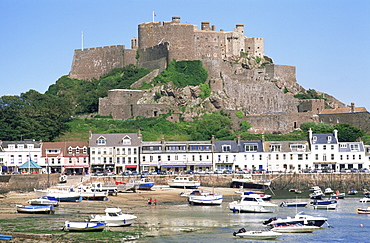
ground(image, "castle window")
xmin=337 ymin=118 xmax=340 ymax=123
xmin=205 ymin=38 xmax=208 ymax=41
xmin=154 ymin=111 xmax=158 ymax=116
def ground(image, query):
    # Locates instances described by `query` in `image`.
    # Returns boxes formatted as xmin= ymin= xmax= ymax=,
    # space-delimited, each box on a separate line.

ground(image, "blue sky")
xmin=1 ymin=0 xmax=369 ymax=108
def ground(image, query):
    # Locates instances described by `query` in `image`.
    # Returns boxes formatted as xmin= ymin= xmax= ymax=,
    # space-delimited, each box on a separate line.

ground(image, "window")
xmin=97 ymin=137 xmax=106 ymax=145
xmin=270 ymin=144 xmax=281 ymax=152
xmin=340 ymin=155 xmax=343 ymax=160
xmin=69 ymin=158 xmax=72 ymax=164
xmin=323 ymin=154 xmax=327 ymax=161
xmin=122 ymin=136 xmax=132 ymax=145
xmin=331 ymin=145 xmax=334 ymax=150
xmin=18 ymin=145 xmax=24 ymax=150
xmin=276 ymin=154 xmax=279 ymax=160
xmin=315 ymin=154 xmax=319 ymax=160
xmin=331 ymin=154 xmax=335 ymax=160
xmin=323 ymin=145 xmax=327 ymax=150
xmin=76 ymin=147 xmax=80 ymax=154
xmin=222 ymin=145 xmax=231 ymax=152
xmin=350 ymin=144 xmax=359 ymax=151
xmin=68 ymin=147 xmax=72 ymax=154
xmin=340 ymin=144 xmax=347 ymax=148
xmin=167 ymin=155 xmax=171 ymax=161
xmin=315 ymin=145 xmax=318 ymax=150
xmin=290 ymin=154 xmax=293 ymax=160
xmin=291 ymin=144 xmax=305 ymax=152
xmin=245 ymin=145 xmax=258 ymax=152
xmin=298 ymin=154 xmax=303 ymax=160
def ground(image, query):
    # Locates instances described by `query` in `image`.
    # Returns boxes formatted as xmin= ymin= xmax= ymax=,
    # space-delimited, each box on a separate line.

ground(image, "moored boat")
xmin=27 ymin=196 xmax=59 ymax=206
xmin=360 ymin=197 xmax=370 ymax=203
xmin=187 ymin=189 xmax=223 ymax=205
xmin=279 ymin=201 xmax=308 ymax=207
xmin=16 ymin=205 xmax=54 ymax=214
xmin=263 ymin=211 xmax=328 ymax=227
xmin=132 ymin=177 xmax=154 ymax=190
xmin=231 ymin=174 xmax=271 ymax=190
xmin=324 ymin=188 xmax=334 ymax=195
xmin=229 ymin=193 xmax=278 ymax=213
xmin=63 ymin=221 xmax=106 ymax=232
xmin=311 ymin=199 xmax=337 ymax=210
xmin=233 ymin=228 xmax=282 ymax=240
xmin=236 ymin=191 xmax=272 ymax=201
xmin=0 ymin=234 xmax=12 ymax=241
xmin=309 ymin=190 xmax=324 ymax=200
xmin=330 ymin=190 xmax=345 ymax=199
xmin=88 ymin=208 xmax=137 ymax=227
xmin=270 ymin=223 xmax=320 ymax=233
xmin=34 ymin=186 xmax=83 ymax=202
xmin=348 ymin=190 xmax=358 ymax=195
xmin=356 ymin=207 xmax=370 ymax=214
xmin=167 ymin=176 xmax=200 ymax=188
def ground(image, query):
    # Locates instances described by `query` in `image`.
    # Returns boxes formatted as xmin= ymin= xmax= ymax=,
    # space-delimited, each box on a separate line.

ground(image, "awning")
xmin=313 ymin=162 xmax=337 ymax=164
xmin=161 ymin=165 xmax=186 ymax=167
xmin=215 ymin=162 xmax=234 ymax=164
xmin=125 ymin=165 xmax=137 ymax=168
xmin=195 ymin=164 xmax=213 ymax=167
xmin=64 ymin=166 xmax=87 ymax=168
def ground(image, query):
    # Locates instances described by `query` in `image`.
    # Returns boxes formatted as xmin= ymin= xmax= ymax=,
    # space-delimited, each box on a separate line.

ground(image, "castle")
xmin=69 ymin=16 xmax=370 ymax=134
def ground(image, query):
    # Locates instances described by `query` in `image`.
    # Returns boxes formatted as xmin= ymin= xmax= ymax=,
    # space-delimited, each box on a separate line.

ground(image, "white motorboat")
xmin=359 ymin=197 xmax=370 ymax=203
xmin=309 ymin=189 xmax=324 ymax=199
xmin=229 ymin=193 xmax=278 ymax=213
xmin=270 ymin=223 xmax=320 ymax=233
xmin=130 ymin=177 xmax=154 ymax=190
xmin=88 ymin=182 xmax=118 ymax=195
xmin=187 ymin=190 xmax=223 ymax=205
xmin=233 ymin=228 xmax=282 ymax=240
xmin=89 ymin=208 xmax=137 ymax=227
xmin=235 ymin=191 xmax=272 ymax=200
xmin=167 ymin=176 xmax=200 ymax=188
xmin=16 ymin=205 xmax=54 ymax=214
xmin=34 ymin=186 xmax=82 ymax=202
xmin=27 ymin=196 xmax=59 ymax=206
xmin=63 ymin=221 xmax=106 ymax=232
xmin=309 ymin=186 xmax=321 ymax=192
xmin=324 ymin=188 xmax=334 ymax=195
xmin=263 ymin=211 xmax=328 ymax=227
xmin=75 ymin=186 xmax=108 ymax=201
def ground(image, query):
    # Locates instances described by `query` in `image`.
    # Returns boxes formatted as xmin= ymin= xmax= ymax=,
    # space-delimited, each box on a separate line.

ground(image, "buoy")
xmin=360 ymin=224 xmax=363 ymax=227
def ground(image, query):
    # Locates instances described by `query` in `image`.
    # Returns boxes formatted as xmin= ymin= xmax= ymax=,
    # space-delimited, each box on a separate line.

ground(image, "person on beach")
xmin=148 ymin=198 xmax=152 ymax=205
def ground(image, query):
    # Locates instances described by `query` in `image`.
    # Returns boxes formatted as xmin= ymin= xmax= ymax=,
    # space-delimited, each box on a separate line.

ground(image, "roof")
xmin=18 ymin=160 xmax=42 ymax=169
xmin=213 ymin=140 xmax=264 ymax=153
xmin=320 ymin=107 xmax=368 ymax=114
xmin=311 ymin=134 xmax=338 ymax=145
xmin=89 ymin=133 xmax=142 ymax=147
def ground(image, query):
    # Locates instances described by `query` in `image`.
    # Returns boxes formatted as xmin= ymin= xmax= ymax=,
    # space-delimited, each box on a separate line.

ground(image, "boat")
xmin=229 ymin=193 xmax=278 ymax=213
xmin=279 ymin=201 xmax=308 ymax=207
xmin=270 ymin=223 xmax=320 ymax=233
xmin=187 ymin=190 xmax=223 ymax=205
xmin=324 ymin=188 xmax=334 ymax=195
xmin=88 ymin=182 xmax=118 ymax=195
xmin=132 ymin=176 xmax=154 ymax=190
xmin=231 ymin=174 xmax=271 ymax=190
xmin=263 ymin=211 xmax=328 ymax=227
xmin=309 ymin=186 xmax=321 ymax=192
xmin=0 ymin=234 xmax=12 ymax=241
xmin=88 ymin=208 xmax=137 ymax=226
xmin=16 ymin=205 xmax=54 ymax=214
xmin=233 ymin=228 xmax=282 ymax=240
xmin=115 ymin=181 xmax=140 ymax=192
xmin=330 ymin=190 xmax=345 ymax=199
xmin=360 ymin=197 xmax=370 ymax=203
xmin=34 ymin=186 xmax=83 ymax=202
xmin=235 ymin=191 xmax=272 ymax=201
xmin=348 ymin=190 xmax=358 ymax=195
xmin=309 ymin=189 xmax=324 ymax=200
xmin=311 ymin=199 xmax=337 ymax=210
xmin=63 ymin=221 xmax=106 ymax=232
xmin=27 ymin=196 xmax=59 ymax=206
xmin=356 ymin=207 xmax=370 ymax=214
xmin=75 ymin=186 xmax=109 ymax=201
xmin=167 ymin=176 xmax=200 ymax=188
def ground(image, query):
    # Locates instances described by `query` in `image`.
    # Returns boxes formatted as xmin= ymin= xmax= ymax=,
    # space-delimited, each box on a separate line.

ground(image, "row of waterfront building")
xmin=0 ymin=129 xmax=369 ymax=175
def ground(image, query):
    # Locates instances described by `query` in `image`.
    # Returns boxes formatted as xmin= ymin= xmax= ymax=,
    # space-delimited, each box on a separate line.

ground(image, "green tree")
xmin=334 ymin=123 xmax=365 ymax=142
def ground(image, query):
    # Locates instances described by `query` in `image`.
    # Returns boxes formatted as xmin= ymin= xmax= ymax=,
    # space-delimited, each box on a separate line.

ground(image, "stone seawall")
xmin=0 ymin=174 xmax=60 ymax=193
xmin=91 ymin=173 xmax=370 ymax=192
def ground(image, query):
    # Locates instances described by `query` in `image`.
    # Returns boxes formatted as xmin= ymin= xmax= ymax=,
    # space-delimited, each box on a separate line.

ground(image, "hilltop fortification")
xmin=69 ymin=16 xmax=347 ymax=134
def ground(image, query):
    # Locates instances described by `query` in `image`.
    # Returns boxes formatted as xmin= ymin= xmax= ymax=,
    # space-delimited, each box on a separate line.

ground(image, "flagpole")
xmin=82 ymin=31 xmax=84 ymax=51
xmin=152 ymin=11 xmax=154 ymax=22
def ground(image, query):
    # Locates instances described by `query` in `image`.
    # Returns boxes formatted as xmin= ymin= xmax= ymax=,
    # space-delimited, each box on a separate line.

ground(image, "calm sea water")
xmin=138 ymin=197 xmax=370 ymax=243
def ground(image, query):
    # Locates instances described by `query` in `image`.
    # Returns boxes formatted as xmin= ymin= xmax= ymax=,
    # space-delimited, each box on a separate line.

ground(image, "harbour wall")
xmin=1 ymin=173 xmax=370 ymax=193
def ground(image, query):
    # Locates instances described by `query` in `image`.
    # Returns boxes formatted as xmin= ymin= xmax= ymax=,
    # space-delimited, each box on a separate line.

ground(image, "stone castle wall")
xmin=319 ymin=112 xmax=370 ymax=132
xmin=69 ymin=45 xmax=136 ymax=80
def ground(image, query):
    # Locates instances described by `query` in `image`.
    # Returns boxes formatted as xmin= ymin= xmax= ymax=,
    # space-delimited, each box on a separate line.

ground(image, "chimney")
xmin=333 ymin=129 xmax=338 ymax=140
xmin=308 ymin=128 xmax=313 ymax=142
xmin=172 ymin=16 xmax=180 ymax=23
xmin=201 ymin=22 xmax=210 ymax=31
xmin=350 ymin=102 xmax=355 ymax=113
xmin=211 ymin=135 xmax=215 ymax=144
xmin=212 ymin=25 xmax=216 ymax=31
xmin=237 ymin=136 xmax=241 ymax=145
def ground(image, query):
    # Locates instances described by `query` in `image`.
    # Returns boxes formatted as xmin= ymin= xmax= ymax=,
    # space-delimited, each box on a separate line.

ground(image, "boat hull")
xmin=16 ymin=205 xmax=54 ymax=214
xmin=188 ymin=195 xmax=223 ymax=205
xmin=234 ymin=231 xmax=282 ymax=239
xmin=63 ymin=221 xmax=106 ymax=232
xmin=357 ymin=207 xmax=370 ymax=214
xmin=230 ymin=180 xmax=270 ymax=190
xmin=280 ymin=202 xmax=308 ymax=207
xmin=89 ymin=208 xmax=137 ymax=227
xmin=271 ymin=225 xmax=319 ymax=233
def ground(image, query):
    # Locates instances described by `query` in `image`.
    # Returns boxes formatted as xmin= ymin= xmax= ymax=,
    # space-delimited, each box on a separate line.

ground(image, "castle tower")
xmin=131 ymin=37 xmax=138 ymax=49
